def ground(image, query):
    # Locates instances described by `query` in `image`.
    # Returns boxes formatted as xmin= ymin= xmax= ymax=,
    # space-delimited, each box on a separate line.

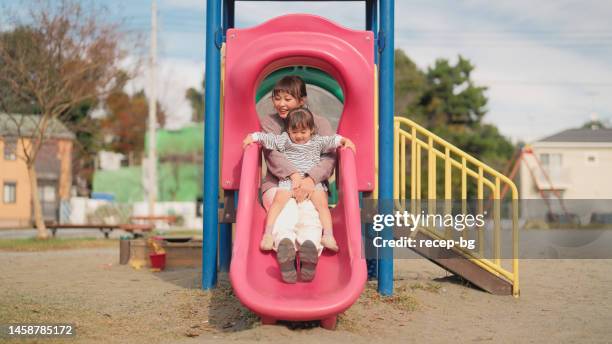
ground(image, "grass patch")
xmin=0 ymin=237 xmax=118 ymax=252
xmin=410 ymin=282 xmax=441 ymax=293
xmin=361 ymin=283 xmax=419 ymax=312
xmin=153 ymin=229 xmax=202 ymax=238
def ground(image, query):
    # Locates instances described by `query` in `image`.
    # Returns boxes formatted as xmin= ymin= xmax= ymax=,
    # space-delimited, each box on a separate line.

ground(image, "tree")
xmin=394 ymin=49 xmax=426 ymax=119
xmin=417 ymin=55 xmax=488 ymax=128
xmin=185 ymin=79 xmax=204 ymax=122
xmin=102 ymin=90 xmax=166 ymax=164
xmin=0 ymin=0 xmax=132 ymax=238
xmin=581 ymin=119 xmax=607 ymax=130
xmin=0 ymin=28 xmax=43 ymax=115
xmin=62 ymin=99 xmax=104 ymax=196
xmin=393 ymin=51 xmax=515 ymax=197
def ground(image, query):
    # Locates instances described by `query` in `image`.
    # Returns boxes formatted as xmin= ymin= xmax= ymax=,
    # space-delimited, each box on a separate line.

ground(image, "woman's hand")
xmin=294 ymin=176 xmax=315 ymax=202
xmin=290 ymin=173 xmax=303 ymax=199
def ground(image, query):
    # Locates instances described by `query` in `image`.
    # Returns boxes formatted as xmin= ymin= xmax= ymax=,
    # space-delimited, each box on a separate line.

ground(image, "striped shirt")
xmin=252 ymin=132 xmax=342 ymax=177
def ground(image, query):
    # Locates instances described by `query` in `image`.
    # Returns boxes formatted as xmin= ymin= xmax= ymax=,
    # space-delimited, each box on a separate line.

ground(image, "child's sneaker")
xmin=260 ymin=233 xmax=274 ymax=251
xmin=298 ymin=240 xmax=318 ymax=282
xmin=276 ymin=238 xmax=297 ymax=284
xmin=321 ymin=235 xmax=339 ymax=252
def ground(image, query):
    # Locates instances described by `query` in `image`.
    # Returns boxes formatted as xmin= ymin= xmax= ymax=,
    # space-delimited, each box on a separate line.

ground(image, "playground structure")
xmin=202 ymin=0 xmax=520 ymax=329
xmin=503 ymin=145 xmax=577 ymax=225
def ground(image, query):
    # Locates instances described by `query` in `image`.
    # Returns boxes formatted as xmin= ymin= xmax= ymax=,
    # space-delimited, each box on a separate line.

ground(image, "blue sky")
xmin=2 ymin=1 xmax=612 ymax=141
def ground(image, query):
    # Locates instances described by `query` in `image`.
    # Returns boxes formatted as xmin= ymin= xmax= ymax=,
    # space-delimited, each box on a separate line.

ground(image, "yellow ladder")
xmin=394 ymin=116 xmax=519 ymax=297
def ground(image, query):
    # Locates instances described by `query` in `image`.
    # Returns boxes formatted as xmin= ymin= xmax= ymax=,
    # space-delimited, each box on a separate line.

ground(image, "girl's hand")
xmin=341 ymin=137 xmax=356 ymax=152
xmin=243 ymin=134 xmax=254 ymax=148
xmin=295 ymin=176 xmax=315 ymax=202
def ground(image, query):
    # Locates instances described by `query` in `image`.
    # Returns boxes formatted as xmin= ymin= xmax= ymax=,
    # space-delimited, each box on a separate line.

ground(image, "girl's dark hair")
xmin=272 ymin=75 xmax=307 ymax=100
xmin=287 ymin=108 xmax=315 ymax=132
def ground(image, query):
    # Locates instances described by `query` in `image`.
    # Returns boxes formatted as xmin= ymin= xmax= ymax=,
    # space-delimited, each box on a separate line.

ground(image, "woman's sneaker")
xmin=276 ymin=238 xmax=297 ymax=283
xmin=298 ymin=240 xmax=318 ymax=282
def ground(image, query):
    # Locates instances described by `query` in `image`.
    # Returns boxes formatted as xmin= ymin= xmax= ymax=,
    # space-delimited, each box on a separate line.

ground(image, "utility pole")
xmin=147 ymin=0 xmax=158 ymax=216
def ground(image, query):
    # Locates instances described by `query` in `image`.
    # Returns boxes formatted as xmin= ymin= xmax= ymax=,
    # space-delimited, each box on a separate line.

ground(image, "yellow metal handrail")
xmin=394 ymin=116 xmax=519 ymax=296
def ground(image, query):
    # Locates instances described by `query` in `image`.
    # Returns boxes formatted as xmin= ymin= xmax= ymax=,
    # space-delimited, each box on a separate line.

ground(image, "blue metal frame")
xmin=223 ymin=0 xmax=235 ymax=33
xmin=365 ymin=0 xmax=379 ymax=281
xmin=218 ymin=0 xmax=236 ymax=274
xmin=366 ymin=0 xmax=377 ymax=40
xmin=377 ymin=0 xmax=394 ymax=295
xmin=203 ymin=0 xmax=395 ymax=295
xmin=218 ymin=201 xmax=232 ymax=272
xmin=202 ymin=0 xmax=222 ymax=289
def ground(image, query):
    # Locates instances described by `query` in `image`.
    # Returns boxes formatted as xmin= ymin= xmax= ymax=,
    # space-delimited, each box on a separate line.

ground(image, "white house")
xmin=520 ymin=127 xmax=612 ymax=199
xmin=520 ymin=127 xmax=612 ymax=223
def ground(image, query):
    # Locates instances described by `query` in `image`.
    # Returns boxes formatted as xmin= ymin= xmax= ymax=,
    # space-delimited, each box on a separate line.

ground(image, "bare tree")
xmin=0 ymin=0 xmax=134 ymax=238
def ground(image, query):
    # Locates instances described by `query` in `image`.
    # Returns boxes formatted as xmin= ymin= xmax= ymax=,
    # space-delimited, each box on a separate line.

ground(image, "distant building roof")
xmin=538 ymin=128 xmax=612 ymax=143
xmin=0 ymin=113 xmax=75 ymax=140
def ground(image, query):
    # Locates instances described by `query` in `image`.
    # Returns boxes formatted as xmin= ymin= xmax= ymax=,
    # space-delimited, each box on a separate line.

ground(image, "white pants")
xmin=262 ymin=188 xmax=323 ymax=255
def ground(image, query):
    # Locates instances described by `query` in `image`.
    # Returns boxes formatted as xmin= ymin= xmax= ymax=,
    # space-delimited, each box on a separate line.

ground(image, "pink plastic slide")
xmin=222 ymin=14 xmax=375 ymax=328
xmin=229 ymin=145 xmax=367 ymax=328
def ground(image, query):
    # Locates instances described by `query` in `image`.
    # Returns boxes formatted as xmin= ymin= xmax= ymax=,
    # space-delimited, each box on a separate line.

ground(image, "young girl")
xmin=244 ymin=108 xmax=355 ymax=252
xmin=256 ymin=75 xmax=339 ymax=283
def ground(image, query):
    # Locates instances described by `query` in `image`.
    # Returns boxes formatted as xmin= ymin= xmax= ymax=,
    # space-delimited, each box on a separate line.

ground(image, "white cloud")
xmin=160 ymin=0 xmax=205 ymax=10
xmin=126 ymin=57 xmax=204 ymax=130
xmin=464 ymin=0 xmax=612 ymax=32
xmin=235 ymin=2 xmax=364 ymax=30
xmin=138 ymin=1 xmax=612 ymax=142
xmin=393 ymin=1 xmax=612 ymax=142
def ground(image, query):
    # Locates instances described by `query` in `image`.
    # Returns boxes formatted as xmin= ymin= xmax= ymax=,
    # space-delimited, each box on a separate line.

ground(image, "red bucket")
xmin=149 ymin=253 xmax=166 ymax=270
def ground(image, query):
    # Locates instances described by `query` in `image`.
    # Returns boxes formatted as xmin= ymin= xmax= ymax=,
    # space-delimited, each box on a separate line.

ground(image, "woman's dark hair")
xmin=286 ymin=107 xmax=315 ymax=132
xmin=272 ymin=75 xmax=307 ymax=100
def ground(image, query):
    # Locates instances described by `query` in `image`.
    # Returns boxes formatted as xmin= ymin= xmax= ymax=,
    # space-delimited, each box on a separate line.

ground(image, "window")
xmin=3 ymin=182 xmax=16 ymax=204
xmin=3 ymin=140 xmax=16 ymax=160
xmin=540 ymin=153 xmax=562 ymax=180
xmin=585 ymin=152 xmax=598 ymax=165
xmin=38 ymin=185 xmax=56 ymax=203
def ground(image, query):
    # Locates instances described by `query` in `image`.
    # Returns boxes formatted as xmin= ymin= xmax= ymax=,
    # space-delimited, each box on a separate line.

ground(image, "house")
xmin=519 ymin=126 xmax=612 ymax=223
xmin=520 ymin=127 xmax=612 ymax=200
xmin=0 ymin=114 xmax=75 ymax=227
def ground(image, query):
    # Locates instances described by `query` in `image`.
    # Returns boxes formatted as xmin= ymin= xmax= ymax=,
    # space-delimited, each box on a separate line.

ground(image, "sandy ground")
xmin=1 ymin=247 xmax=611 ymax=343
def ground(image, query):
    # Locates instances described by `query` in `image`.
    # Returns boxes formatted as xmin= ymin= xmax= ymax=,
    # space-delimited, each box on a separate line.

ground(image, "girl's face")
xmin=272 ymin=91 xmax=304 ymax=119
xmin=288 ymin=126 xmax=314 ymax=144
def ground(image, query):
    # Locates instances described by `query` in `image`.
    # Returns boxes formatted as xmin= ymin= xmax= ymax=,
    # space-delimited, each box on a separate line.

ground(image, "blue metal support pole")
xmin=223 ymin=0 xmax=235 ymax=30
xmin=218 ymin=205 xmax=231 ymax=272
xmin=365 ymin=0 xmax=379 ymax=280
xmin=218 ymin=0 xmax=234 ymax=274
xmin=378 ymin=0 xmax=395 ymax=295
xmin=366 ymin=0 xmax=377 ymax=34
xmin=202 ymin=0 xmax=222 ymax=289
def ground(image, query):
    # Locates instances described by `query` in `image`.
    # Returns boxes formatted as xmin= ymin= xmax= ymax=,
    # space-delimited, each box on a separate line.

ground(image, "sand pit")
xmin=1 ymin=248 xmax=611 ymax=343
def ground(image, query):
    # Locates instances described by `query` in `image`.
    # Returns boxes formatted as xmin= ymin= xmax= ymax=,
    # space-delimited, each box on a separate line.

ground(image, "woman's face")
xmin=272 ymin=91 xmax=304 ymax=119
